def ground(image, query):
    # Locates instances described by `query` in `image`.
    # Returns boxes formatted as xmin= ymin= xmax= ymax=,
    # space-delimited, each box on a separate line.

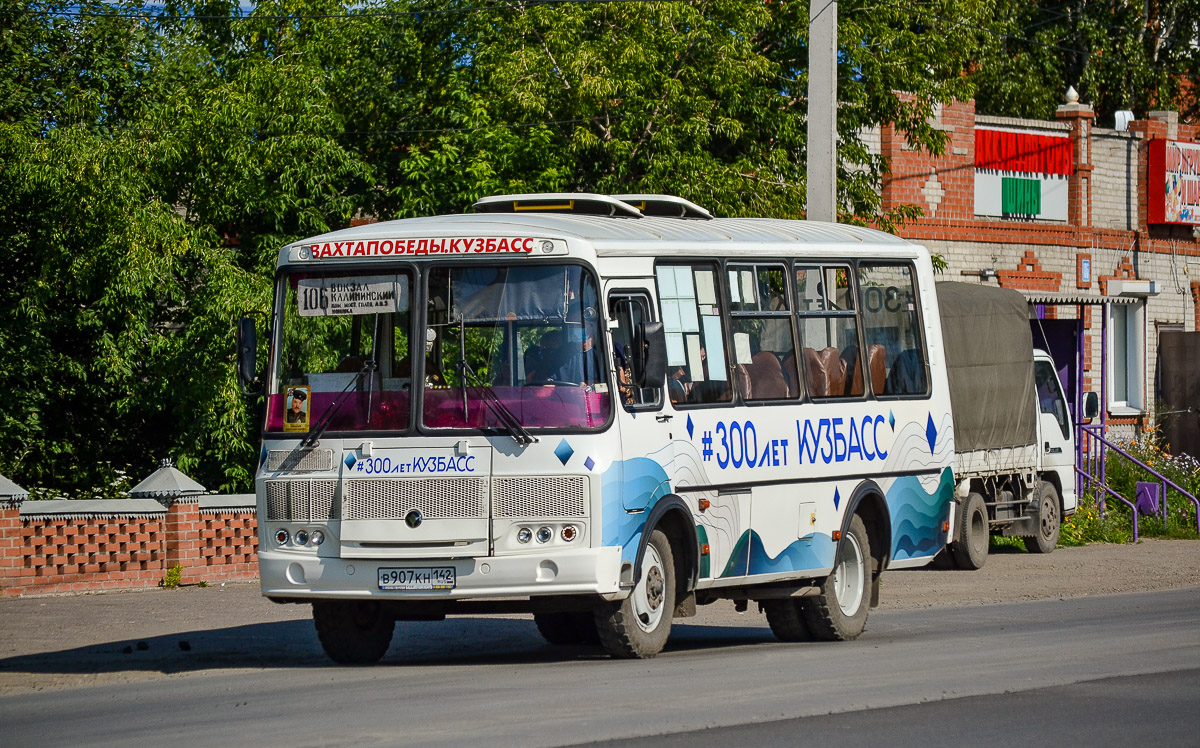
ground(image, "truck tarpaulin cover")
xmin=936 ymin=282 xmax=1037 ymax=452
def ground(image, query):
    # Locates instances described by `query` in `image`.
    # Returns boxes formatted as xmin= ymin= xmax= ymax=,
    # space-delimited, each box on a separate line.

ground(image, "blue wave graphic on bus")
xmin=888 ymin=467 xmax=954 ymax=561
xmin=721 ymin=531 xmax=836 ymax=577
xmin=600 ymin=457 xmax=672 ymax=564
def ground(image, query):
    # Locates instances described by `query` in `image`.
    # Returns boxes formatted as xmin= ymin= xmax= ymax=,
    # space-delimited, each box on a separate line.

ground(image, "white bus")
xmin=237 ymin=194 xmax=955 ymax=662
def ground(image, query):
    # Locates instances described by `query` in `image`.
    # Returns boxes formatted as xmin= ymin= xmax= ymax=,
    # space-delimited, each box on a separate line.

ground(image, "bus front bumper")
xmin=259 ymin=545 xmax=624 ymax=601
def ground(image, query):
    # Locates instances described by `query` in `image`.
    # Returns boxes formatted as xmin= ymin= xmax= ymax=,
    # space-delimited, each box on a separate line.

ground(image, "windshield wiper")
xmin=456 ymin=356 xmax=536 ymax=446
xmin=302 ymin=361 xmax=375 ymax=448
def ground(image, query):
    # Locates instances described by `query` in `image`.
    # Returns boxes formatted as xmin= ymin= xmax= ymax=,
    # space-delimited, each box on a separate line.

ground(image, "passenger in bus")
xmin=668 ymin=365 xmax=690 ymax=404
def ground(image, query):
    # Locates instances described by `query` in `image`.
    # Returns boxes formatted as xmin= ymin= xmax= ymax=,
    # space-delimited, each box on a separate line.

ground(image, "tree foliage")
xmin=1 ymin=0 xmax=1193 ymax=494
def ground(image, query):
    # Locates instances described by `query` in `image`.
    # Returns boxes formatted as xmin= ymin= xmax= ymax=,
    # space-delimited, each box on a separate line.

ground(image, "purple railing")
xmin=1078 ymin=424 xmax=1200 ymax=540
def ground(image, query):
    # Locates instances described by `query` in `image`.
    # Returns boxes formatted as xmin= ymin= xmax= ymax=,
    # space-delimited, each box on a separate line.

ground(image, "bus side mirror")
xmin=632 ymin=321 xmax=667 ymax=387
xmin=1083 ymin=391 xmax=1099 ymax=420
xmin=236 ymin=315 xmax=261 ymax=394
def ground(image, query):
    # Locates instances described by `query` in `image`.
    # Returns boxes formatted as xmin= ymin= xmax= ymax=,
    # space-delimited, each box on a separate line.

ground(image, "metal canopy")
xmin=1022 ymin=291 xmax=1138 ymax=305
xmin=127 ymin=459 xmax=206 ymax=498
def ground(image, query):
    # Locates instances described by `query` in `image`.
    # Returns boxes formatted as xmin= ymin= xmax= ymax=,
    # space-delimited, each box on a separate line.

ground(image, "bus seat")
xmin=802 ymin=347 xmax=826 ymax=396
xmin=781 ymin=351 xmax=797 ymax=395
xmin=741 ymin=351 xmax=790 ymax=400
xmin=818 ymin=347 xmax=847 ymax=397
xmin=867 ymin=344 xmax=887 ymax=394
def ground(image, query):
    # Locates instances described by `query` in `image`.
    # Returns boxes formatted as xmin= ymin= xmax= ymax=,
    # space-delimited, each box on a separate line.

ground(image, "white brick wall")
xmin=1091 ymin=129 xmax=1138 ymax=231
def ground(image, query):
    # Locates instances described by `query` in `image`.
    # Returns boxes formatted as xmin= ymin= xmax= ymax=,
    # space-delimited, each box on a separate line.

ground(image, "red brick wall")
xmin=0 ymin=501 xmax=259 ymax=597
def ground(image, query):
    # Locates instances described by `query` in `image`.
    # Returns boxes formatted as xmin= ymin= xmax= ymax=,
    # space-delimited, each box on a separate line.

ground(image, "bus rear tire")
xmin=1024 ymin=482 xmax=1061 ymax=554
xmin=312 ymin=600 xmax=394 ymax=665
xmin=534 ymin=611 xmax=599 ymax=646
xmin=951 ymin=492 xmax=989 ymax=570
xmin=763 ymin=599 xmax=813 ymax=642
xmin=801 ymin=515 xmax=871 ymax=641
xmin=595 ymin=529 xmax=675 ymax=659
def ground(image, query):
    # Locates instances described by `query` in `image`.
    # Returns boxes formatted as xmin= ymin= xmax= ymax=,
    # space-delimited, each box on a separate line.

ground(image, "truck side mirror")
xmin=632 ymin=321 xmax=667 ymax=387
xmin=1083 ymin=391 xmax=1099 ymax=420
xmin=236 ymin=315 xmax=261 ymax=394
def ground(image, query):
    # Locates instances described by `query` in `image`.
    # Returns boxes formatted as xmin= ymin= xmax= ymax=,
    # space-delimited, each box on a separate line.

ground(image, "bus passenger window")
xmin=727 ymin=264 xmax=799 ymax=401
xmin=655 ymin=264 xmax=731 ymax=405
xmin=794 ymin=264 xmax=867 ymax=398
xmin=857 ymin=263 xmax=929 ymax=397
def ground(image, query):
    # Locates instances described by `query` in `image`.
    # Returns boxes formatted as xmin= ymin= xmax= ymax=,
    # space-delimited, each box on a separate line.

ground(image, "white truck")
xmin=937 ymin=282 xmax=1095 ymax=569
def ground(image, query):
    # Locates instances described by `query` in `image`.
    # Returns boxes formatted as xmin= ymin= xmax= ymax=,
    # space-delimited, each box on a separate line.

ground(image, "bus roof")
xmin=279 ymin=206 xmax=919 ymax=267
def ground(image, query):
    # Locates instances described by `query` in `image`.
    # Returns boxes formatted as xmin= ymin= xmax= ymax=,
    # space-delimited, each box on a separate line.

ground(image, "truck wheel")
xmin=801 ymin=515 xmax=871 ymax=641
xmin=1024 ymin=482 xmax=1061 ymax=554
xmin=312 ymin=600 xmax=394 ymax=665
xmin=534 ymin=612 xmax=600 ymax=646
xmin=951 ymin=492 xmax=989 ymax=570
xmin=595 ymin=529 xmax=675 ymax=658
xmin=763 ymin=599 xmax=813 ymax=642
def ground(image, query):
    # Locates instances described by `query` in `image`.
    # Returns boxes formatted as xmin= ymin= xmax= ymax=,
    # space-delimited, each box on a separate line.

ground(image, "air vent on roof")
xmin=473 ymin=193 xmax=643 ymax=218
xmin=612 ymin=194 xmax=713 ymax=220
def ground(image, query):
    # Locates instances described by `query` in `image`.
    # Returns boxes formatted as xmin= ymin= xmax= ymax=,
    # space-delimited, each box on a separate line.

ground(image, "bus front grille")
xmin=265 ymin=479 xmax=338 ymax=521
xmin=266 ymin=448 xmax=334 ymax=472
xmin=343 ymin=477 xmax=488 ymax=520
xmin=492 ymin=476 xmax=587 ymax=518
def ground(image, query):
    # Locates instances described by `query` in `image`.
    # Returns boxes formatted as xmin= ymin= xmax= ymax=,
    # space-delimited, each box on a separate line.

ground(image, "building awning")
xmin=1021 ymin=292 xmax=1139 ymax=305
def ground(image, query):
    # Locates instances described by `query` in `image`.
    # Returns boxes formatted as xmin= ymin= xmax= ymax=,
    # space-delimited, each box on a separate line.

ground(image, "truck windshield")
xmin=268 ymin=270 xmax=413 ymax=434
xmin=423 ymin=264 xmax=610 ymax=431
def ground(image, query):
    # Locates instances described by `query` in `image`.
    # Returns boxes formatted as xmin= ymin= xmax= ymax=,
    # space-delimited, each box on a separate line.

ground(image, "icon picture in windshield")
xmin=284 ymin=386 xmax=311 ymax=432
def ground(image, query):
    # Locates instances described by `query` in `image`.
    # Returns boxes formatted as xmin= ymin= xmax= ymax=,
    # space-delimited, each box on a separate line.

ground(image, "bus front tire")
xmin=951 ymin=492 xmax=989 ymax=570
xmin=312 ymin=600 xmax=395 ymax=665
xmin=801 ymin=515 xmax=872 ymax=641
xmin=595 ymin=529 xmax=675 ymax=658
xmin=1024 ymin=482 xmax=1061 ymax=554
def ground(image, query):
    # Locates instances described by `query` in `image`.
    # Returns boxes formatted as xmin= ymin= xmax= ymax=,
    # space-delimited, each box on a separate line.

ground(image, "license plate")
xmin=378 ymin=566 xmax=456 ymax=591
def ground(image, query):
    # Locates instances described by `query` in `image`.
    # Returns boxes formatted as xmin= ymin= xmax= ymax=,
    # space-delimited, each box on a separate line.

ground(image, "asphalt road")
xmin=1 ymin=587 xmax=1198 ymax=746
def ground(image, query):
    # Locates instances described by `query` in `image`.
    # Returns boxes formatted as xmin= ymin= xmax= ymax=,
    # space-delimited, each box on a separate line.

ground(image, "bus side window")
xmin=655 ymin=264 xmax=732 ymax=406
xmin=608 ymin=294 xmax=661 ymax=409
xmin=857 ymin=262 xmax=929 ymax=398
xmin=794 ymin=264 xmax=868 ymax=399
xmin=727 ymin=263 xmax=799 ymax=401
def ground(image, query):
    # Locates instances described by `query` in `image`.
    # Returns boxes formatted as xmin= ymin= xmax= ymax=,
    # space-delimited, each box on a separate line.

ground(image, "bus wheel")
xmin=951 ymin=492 xmax=989 ymax=570
xmin=1024 ymin=482 xmax=1061 ymax=554
xmin=763 ymin=598 xmax=813 ymax=642
xmin=595 ymin=529 xmax=675 ymax=658
xmin=312 ymin=600 xmax=394 ymax=665
xmin=801 ymin=515 xmax=871 ymax=641
xmin=534 ymin=612 xmax=599 ymax=646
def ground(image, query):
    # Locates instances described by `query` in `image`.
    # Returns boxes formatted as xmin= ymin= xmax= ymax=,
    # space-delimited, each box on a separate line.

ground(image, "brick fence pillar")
xmin=0 ymin=499 xmax=24 ymax=594
xmin=164 ymin=497 xmax=203 ymax=585
xmin=1055 ymin=92 xmax=1095 ymax=228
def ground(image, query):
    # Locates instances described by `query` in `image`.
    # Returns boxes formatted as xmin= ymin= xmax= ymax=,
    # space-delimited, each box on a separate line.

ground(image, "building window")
xmin=1108 ymin=302 xmax=1145 ymax=412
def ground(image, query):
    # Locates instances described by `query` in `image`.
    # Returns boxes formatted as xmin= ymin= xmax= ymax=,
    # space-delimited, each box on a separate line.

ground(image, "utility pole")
xmin=806 ymin=0 xmax=837 ymax=223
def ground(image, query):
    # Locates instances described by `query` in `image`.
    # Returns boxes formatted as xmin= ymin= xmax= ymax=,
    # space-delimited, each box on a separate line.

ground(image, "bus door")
xmin=607 ymin=287 xmax=673 ymax=512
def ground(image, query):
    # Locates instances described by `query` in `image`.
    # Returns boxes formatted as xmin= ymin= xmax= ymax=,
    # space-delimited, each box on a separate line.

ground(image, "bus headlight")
xmin=310 ymin=530 xmax=325 ymax=546
xmin=536 ymin=526 xmax=553 ymax=544
xmin=295 ymin=530 xmax=309 ymax=546
xmin=274 ymin=529 xmax=289 ymax=545
xmin=517 ymin=527 xmax=533 ymax=544
xmin=560 ymin=525 xmax=578 ymax=542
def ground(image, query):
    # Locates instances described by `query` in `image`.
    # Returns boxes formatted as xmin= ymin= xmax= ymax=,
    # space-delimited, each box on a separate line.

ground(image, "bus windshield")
xmin=423 ymin=264 xmax=610 ymax=431
xmin=268 ymin=270 xmax=414 ymax=434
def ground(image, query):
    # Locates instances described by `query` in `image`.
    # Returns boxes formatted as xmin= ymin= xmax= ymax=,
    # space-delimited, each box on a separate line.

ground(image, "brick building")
xmin=874 ymin=92 xmax=1200 ymax=439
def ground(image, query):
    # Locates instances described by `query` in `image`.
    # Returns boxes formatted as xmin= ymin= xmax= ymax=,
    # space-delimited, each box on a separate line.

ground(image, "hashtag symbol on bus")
xmin=701 ymin=431 xmax=714 ymax=462
xmin=356 ymin=462 xmax=365 ymax=472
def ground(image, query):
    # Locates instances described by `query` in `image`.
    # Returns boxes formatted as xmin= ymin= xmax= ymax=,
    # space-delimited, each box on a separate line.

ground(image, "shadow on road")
xmin=0 ymin=618 xmax=778 ymax=679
